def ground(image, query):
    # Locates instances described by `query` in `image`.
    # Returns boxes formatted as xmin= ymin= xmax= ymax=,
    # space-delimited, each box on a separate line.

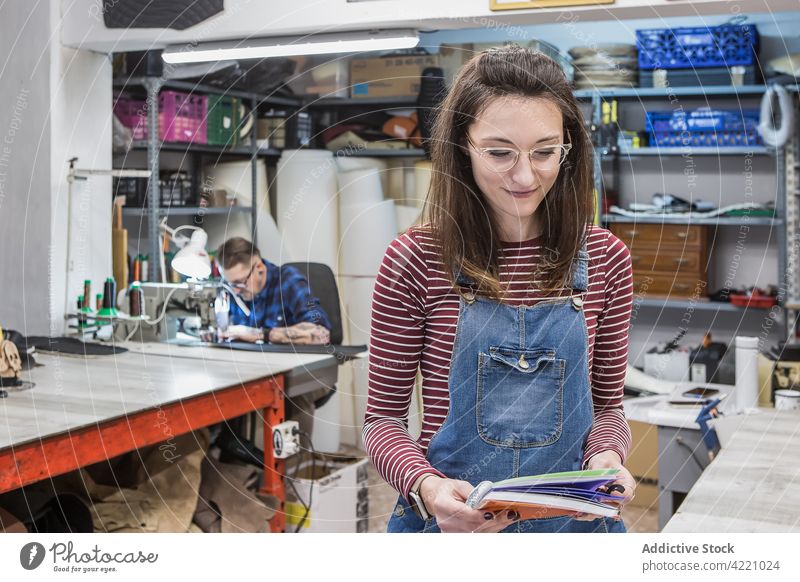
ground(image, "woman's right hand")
xmin=419 ymin=476 xmax=519 ymax=533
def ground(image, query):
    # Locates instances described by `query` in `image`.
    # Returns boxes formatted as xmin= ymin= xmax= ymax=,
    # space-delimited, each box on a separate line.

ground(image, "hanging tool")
xmin=695 ymin=397 xmax=724 ymax=461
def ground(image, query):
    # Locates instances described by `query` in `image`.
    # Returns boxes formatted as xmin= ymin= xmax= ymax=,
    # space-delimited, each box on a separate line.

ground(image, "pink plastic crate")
xmin=113 ymin=91 xmax=208 ymax=144
xmin=158 ymin=91 xmax=207 ymax=144
xmin=113 ymin=98 xmax=147 ymax=140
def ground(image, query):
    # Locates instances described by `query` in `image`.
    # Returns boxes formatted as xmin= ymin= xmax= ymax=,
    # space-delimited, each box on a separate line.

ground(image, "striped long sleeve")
xmin=363 ymin=224 xmax=633 ymax=498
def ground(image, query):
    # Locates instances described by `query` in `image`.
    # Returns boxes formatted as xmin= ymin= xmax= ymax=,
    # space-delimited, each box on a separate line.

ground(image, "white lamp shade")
xmin=171 ymin=229 xmax=211 ymax=279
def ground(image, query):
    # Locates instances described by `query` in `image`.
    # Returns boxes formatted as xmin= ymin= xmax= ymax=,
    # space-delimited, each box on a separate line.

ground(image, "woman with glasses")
xmin=363 ymin=46 xmax=635 ymax=533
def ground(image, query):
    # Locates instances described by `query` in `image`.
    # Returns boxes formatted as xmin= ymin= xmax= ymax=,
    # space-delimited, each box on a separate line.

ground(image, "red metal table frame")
xmin=0 ymin=374 xmax=288 ymax=533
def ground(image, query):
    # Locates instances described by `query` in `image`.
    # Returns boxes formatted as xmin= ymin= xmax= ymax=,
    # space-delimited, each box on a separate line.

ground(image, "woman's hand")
xmin=419 ymin=476 xmax=519 ymax=533
xmin=574 ymin=450 xmax=636 ymax=522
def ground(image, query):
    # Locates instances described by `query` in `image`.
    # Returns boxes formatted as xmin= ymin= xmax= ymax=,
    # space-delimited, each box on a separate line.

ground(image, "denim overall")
xmin=387 ymin=242 xmax=626 ymax=533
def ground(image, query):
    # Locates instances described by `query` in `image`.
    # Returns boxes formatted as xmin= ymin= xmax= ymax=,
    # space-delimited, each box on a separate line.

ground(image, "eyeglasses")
xmin=225 ymin=259 xmax=259 ymax=289
xmin=467 ymin=135 xmax=572 ymax=174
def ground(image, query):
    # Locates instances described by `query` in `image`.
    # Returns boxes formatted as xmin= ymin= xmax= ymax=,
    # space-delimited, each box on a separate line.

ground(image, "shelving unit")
xmin=578 ymin=81 xmax=798 ymax=337
xmin=113 ymin=76 xmax=302 ymax=282
xmin=601 ymin=214 xmax=780 ymax=226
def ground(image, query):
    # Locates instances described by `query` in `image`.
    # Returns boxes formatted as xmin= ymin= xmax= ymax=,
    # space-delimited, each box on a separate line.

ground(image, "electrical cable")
xmin=758 ymin=84 xmax=794 ymax=148
xmin=141 ymin=286 xmax=182 ymax=326
xmin=293 ymin=431 xmax=317 ymax=532
xmin=124 ymin=320 xmax=141 ymax=342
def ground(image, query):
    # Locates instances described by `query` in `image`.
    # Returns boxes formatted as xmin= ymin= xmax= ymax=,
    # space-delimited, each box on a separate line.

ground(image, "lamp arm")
xmin=219 ymin=282 xmax=251 ymax=317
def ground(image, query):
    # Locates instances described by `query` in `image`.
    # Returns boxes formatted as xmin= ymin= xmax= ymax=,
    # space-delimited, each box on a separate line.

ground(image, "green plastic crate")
xmin=207 ymin=95 xmax=240 ymax=146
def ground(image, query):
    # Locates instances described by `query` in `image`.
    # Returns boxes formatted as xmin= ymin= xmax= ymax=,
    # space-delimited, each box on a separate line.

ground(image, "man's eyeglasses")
xmin=467 ymin=134 xmax=572 ymax=174
xmin=225 ymin=259 xmax=259 ymax=289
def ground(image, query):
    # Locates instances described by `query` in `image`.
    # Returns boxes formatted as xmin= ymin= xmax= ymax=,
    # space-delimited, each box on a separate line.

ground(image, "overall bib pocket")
xmin=476 ymin=346 xmax=565 ymax=447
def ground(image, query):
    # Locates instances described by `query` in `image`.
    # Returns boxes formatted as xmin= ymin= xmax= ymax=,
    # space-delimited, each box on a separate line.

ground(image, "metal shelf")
xmin=113 ymin=77 xmax=300 ymax=107
xmin=122 ymin=206 xmax=252 ymax=217
xmin=602 ymin=214 xmax=780 ymax=226
xmin=574 ymin=85 xmax=768 ymax=100
xmin=307 ymin=95 xmax=418 ymax=108
xmin=635 ymin=298 xmax=779 ymax=312
xmin=122 ymin=141 xmax=281 ymax=158
xmin=614 ymin=146 xmax=770 ymax=156
xmin=339 ymin=148 xmax=426 ymax=157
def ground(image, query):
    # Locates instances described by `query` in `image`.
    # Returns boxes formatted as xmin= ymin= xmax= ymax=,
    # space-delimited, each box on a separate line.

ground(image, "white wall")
xmin=0 ymin=1 xmax=112 ymax=336
xmin=0 ymin=1 xmax=53 ymax=335
xmin=50 ymin=41 xmax=113 ymax=332
xmin=61 ymin=0 xmax=800 ymax=52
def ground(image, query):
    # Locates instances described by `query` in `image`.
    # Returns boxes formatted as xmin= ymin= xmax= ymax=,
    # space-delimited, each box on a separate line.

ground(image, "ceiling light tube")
xmin=162 ymin=29 xmax=419 ymax=64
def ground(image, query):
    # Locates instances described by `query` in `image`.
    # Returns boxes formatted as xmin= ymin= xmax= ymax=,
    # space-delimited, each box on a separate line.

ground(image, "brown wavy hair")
xmin=423 ymin=45 xmax=594 ymax=298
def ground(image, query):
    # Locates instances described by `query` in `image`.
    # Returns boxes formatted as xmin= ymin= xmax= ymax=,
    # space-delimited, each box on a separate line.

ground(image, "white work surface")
xmin=624 ymin=381 xmax=737 ymax=429
xmin=663 ymin=409 xmax=800 ymax=532
xmin=121 ymin=340 xmax=336 ymax=377
xmin=0 ymin=344 xmax=332 ymax=451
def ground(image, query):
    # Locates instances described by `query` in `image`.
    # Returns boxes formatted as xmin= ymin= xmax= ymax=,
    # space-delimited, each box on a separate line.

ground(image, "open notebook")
xmin=465 ymin=469 xmax=624 ymax=520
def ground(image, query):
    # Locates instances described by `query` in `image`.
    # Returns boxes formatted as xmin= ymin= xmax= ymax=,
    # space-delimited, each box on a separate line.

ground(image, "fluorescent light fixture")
xmin=162 ymin=29 xmax=419 ymax=64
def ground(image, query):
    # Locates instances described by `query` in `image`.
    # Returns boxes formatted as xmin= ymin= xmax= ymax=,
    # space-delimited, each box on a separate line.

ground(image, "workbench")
xmin=0 ymin=342 xmax=338 ymax=533
xmin=663 ymin=409 xmax=800 ymax=532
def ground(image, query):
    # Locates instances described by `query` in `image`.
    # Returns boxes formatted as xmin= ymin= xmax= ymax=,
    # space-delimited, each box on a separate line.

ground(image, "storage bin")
xmin=645 ymin=108 xmax=762 ymax=147
xmin=207 ymin=95 xmax=241 ymax=146
xmin=637 ymin=24 xmax=759 ymax=70
xmin=113 ymin=91 xmax=208 ymax=144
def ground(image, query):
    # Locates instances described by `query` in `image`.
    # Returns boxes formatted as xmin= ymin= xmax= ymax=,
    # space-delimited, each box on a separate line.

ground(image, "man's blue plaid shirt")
xmin=227 ymin=259 xmax=332 ymax=331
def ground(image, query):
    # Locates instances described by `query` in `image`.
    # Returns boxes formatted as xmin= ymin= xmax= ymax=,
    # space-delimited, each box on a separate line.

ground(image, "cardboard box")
xmin=626 ymin=419 xmax=659 ymax=508
xmin=285 ymin=453 xmax=369 ymax=533
xmin=350 ymin=55 xmax=439 ymax=98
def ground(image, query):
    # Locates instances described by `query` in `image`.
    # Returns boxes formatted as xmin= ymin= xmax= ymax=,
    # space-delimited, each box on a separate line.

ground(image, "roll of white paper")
xmin=350 ymin=361 xmax=370 ymax=450
xmin=335 ymin=157 xmax=388 ymax=193
xmin=340 ymin=276 xmax=376 ymax=345
xmin=337 ymin=168 xmax=384 ymax=207
xmin=735 ymin=336 xmax=760 ymax=411
xmin=311 ymin=389 xmax=341 ymax=454
xmin=276 ymin=149 xmax=339 ymax=269
xmin=395 ymin=204 xmax=421 ymax=233
xmin=385 ymin=160 xmax=407 ymax=202
xmin=339 ymin=200 xmax=397 ymax=277
xmin=203 ymin=160 xmax=297 ymax=263
xmin=413 ymin=160 xmax=433 ymax=208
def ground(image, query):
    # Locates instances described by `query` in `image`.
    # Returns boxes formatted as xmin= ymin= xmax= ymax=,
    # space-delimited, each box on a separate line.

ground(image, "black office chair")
xmin=284 ymin=262 xmax=343 ymax=345
xmin=216 ymin=262 xmax=344 ymax=465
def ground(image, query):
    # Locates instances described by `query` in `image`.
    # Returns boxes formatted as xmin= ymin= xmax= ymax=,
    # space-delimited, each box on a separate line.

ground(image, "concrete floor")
xmin=365 ymin=459 xmax=659 ymax=533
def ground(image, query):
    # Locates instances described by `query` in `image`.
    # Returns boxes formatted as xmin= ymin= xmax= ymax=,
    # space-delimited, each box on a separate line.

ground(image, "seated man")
xmin=214 ymin=237 xmax=334 ymax=450
xmin=215 ymin=237 xmax=332 ymax=345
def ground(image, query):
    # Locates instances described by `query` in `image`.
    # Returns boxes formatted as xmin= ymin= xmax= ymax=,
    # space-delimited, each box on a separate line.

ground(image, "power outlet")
xmin=272 ymin=420 xmax=300 ymax=459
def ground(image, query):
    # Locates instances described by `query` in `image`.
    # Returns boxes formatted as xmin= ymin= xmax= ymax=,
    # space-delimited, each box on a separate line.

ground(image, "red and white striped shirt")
xmin=363 ymin=224 xmax=633 ymax=498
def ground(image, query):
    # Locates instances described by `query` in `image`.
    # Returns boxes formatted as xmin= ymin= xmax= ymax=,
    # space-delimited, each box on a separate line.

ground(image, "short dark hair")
xmin=215 ymin=237 xmax=261 ymax=270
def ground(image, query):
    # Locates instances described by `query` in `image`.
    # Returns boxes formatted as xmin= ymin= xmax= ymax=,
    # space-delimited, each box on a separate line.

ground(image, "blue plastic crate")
xmin=646 ymin=108 xmax=762 ymax=147
xmin=637 ymin=24 xmax=759 ymax=70
xmin=646 ymin=109 xmax=760 ymax=133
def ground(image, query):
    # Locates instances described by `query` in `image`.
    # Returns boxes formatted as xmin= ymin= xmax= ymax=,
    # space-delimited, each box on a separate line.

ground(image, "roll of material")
xmin=350 ymin=362 xmax=370 ymax=449
xmin=337 ymin=168 xmax=384 ymax=207
xmin=735 ymin=336 xmax=760 ymax=411
xmin=340 ymin=276 xmax=376 ymax=345
xmin=395 ymin=204 xmax=421 ymax=233
xmin=311 ymin=389 xmax=341 ymax=454
xmin=277 ymin=149 xmax=339 ymax=269
xmin=339 ymin=200 xmax=397 ymax=277
xmin=335 ymin=157 xmax=388 ymax=193
xmin=203 ymin=160 xmax=298 ymax=264
xmin=205 ymin=159 xmax=269 ymax=213
xmin=413 ymin=160 xmax=432 ymax=208
xmin=385 ymin=160 xmax=407 ymax=202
